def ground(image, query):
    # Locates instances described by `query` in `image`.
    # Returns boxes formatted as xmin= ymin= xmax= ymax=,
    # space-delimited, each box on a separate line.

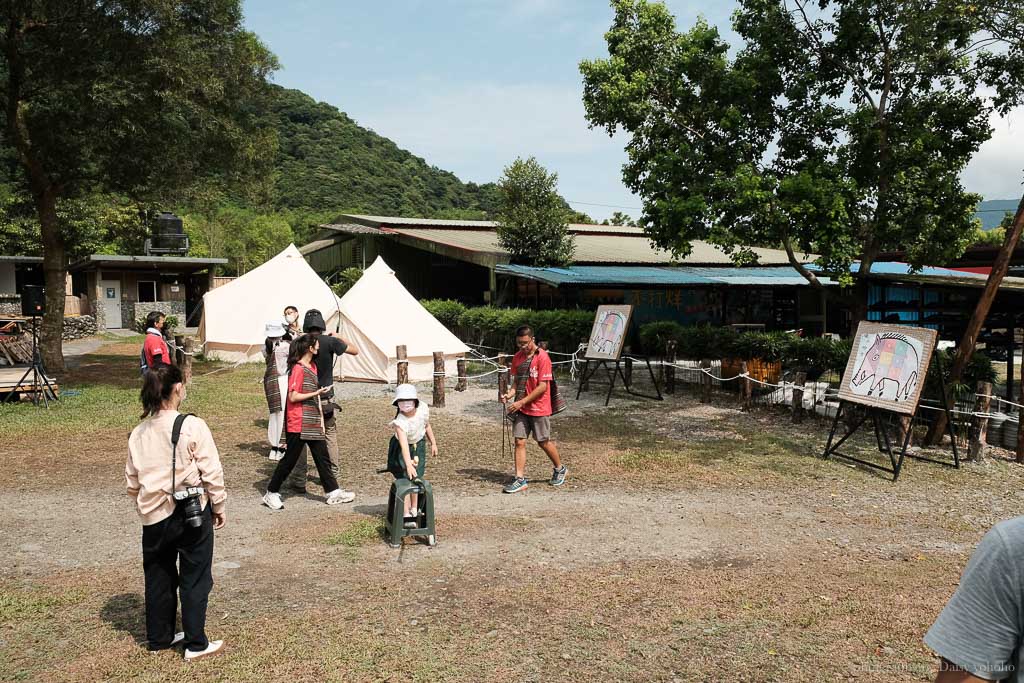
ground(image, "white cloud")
xmin=963 ymin=107 xmax=1024 ymax=200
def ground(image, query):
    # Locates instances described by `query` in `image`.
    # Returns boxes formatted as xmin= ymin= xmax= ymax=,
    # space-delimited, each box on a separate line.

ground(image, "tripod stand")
xmin=4 ymin=316 xmax=59 ymax=408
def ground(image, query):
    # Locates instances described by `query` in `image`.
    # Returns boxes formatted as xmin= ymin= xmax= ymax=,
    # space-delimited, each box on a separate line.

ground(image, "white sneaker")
xmin=149 ymin=632 xmax=185 ymax=653
xmin=262 ymin=491 xmax=284 ymax=510
xmin=184 ymin=639 xmax=225 ymax=662
xmin=267 ymin=450 xmax=281 ymax=461
xmin=325 ymin=489 xmax=355 ymax=505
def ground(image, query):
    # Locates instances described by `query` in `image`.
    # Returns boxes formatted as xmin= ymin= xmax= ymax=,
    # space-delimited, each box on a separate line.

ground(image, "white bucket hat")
xmin=392 ymin=383 xmax=419 ymax=406
xmin=265 ymin=320 xmax=286 ymax=337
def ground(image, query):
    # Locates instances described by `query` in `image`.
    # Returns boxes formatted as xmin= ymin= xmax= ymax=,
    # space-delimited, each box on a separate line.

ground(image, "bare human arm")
xmin=507 ymin=381 xmax=547 ymax=414
xmin=936 ymin=662 xmax=989 ymax=682
xmin=425 ymin=422 xmax=438 ymax=458
xmin=395 ymin=426 xmax=417 ymax=480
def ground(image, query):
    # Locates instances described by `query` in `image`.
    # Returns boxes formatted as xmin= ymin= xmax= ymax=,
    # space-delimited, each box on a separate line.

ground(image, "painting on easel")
xmin=837 ymin=322 xmax=938 ymax=415
xmin=585 ymin=305 xmax=633 ymax=361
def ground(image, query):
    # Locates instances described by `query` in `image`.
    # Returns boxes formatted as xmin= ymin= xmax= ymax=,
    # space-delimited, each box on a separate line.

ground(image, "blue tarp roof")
xmin=495 ymin=264 xmax=836 ymax=287
xmin=496 ymin=261 xmax=1016 ymax=289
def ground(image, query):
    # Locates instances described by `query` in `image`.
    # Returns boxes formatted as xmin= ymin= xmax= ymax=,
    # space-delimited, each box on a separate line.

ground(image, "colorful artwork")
xmin=838 ymin=322 xmax=937 ymax=415
xmin=585 ymin=305 xmax=634 ymax=360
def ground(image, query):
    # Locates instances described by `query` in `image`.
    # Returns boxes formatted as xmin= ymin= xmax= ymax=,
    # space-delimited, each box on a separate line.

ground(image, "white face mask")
xmin=397 ymin=400 xmax=416 ymax=414
xmin=286 ymin=313 xmax=298 ymax=323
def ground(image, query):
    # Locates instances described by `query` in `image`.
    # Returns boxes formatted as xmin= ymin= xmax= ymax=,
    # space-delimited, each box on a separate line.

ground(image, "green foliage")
xmin=263 ymin=86 xmax=502 ymax=218
xmin=972 ymin=226 xmax=1007 ymax=247
xmin=448 ymin=305 xmax=593 ymax=352
xmin=602 ymin=212 xmax=634 ymax=227
xmin=638 ymin=321 xmax=686 ymax=354
xmin=134 ymin=316 xmax=178 ymax=336
xmin=183 ymin=206 xmax=293 ymax=276
xmin=581 ymin=0 xmax=1024 ymax=288
xmin=495 ymin=157 xmax=575 ymax=267
xmin=421 ymin=299 xmax=468 ymax=329
xmin=785 ymin=336 xmax=840 ymax=373
xmin=330 ymin=268 xmax=364 ymax=297
xmin=926 ymin=349 xmax=997 ymax=398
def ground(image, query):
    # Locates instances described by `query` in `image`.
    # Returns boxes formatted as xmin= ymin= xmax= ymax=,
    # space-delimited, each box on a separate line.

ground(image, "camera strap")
xmin=170 ymin=413 xmax=195 ymax=497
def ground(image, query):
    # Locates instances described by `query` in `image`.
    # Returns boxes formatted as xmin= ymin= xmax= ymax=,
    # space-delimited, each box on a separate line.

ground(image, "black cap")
xmin=303 ymin=309 xmax=327 ymax=332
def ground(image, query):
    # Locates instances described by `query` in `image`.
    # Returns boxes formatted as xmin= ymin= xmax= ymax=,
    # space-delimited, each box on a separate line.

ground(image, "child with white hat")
xmin=387 ymin=384 xmax=438 ymax=528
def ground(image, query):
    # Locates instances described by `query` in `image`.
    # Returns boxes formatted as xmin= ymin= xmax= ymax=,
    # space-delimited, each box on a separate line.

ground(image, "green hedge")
xmin=421 ymin=300 xmax=593 ymax=352
xmin=637 ymin=321 xmax=998 ymax=382
xmin=134 ymin=315 xmax=178 ymax=336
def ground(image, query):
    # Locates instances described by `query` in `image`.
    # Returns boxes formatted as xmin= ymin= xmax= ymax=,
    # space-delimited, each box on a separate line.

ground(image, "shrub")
xmin=638 ymin=321 xmax=686 ymax=354
xmin=134 ymin=315 xmax=178 ymax=335
xmin=421 ymin=299 xmax=467 ymax=329
xmin=330 ymin=267 xmax=364 ymax=296
xmin=443 ymin=305 xmax=594 ymax=353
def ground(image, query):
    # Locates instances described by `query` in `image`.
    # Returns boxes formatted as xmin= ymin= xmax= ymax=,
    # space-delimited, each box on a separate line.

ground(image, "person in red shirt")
xmin=141 ymin=310 xmax=170 ymax=374
xmin=500 ymin=325 xmax=567 ymax=493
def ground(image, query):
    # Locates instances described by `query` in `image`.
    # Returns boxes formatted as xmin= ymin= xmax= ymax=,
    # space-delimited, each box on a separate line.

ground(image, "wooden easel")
xmin=822 ymin=343 xmax=960 ymax=481
xmin=576 ymin=307 xmax=663 ymax=406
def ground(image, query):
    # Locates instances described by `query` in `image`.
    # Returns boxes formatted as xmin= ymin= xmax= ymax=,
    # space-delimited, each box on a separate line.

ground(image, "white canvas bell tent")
xmin=199 ymin=244 xmax=342 ymax=362
xmin=335 ymin=256 xmax=469 ymax=383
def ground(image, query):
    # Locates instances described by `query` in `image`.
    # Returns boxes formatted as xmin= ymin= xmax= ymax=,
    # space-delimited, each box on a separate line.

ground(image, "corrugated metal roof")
xmin=343 ymin=214 xmax=648 ymax=236
xmin=496 ymin=264 xmax=836 ymax=287
xmin=809 ymin=261 xmax=1024 ymax=290
xmin=0 ymin=255 xmax=43 ymax=263
xmin=389 ymin=228 xmax=800 ymax=266
xmin=321 ymin=222 xmax=385 ymax=235
xmin=299 ymin=239 xmax=336 ymax=255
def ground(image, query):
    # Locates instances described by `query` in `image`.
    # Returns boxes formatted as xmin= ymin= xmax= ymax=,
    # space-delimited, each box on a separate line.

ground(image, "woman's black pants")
xmin=268 ymin=431 xmax=339 ymax=493
xmin=142 ymin=503 xmax=213 ymax=652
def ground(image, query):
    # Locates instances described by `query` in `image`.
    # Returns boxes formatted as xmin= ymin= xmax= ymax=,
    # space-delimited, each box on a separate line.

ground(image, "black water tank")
xmin=148 ymin=212 xmax=188 ymax=254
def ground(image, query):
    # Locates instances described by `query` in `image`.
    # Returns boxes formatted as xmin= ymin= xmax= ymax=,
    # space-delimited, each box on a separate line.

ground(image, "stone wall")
xmin=129 ymin=301 xmax=187 ymax=331
xmin=0 ymin=294 xmax=20 ymax=316
xmin=62 ymin=315 xmax=97 ymax=341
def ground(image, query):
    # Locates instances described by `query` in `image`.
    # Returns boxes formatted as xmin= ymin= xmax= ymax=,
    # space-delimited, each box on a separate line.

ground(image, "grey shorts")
xmin=512 ymin=413 xmax=551 ymax=443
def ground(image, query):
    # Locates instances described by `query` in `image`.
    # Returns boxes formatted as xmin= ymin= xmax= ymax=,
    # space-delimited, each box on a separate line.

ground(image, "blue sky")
xmin=242 ymin=0 xmax=1023 ymax=222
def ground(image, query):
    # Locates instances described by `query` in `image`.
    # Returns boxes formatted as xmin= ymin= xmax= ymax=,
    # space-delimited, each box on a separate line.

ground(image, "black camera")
xmin=173 ymin=486 xmax=205 ymax=528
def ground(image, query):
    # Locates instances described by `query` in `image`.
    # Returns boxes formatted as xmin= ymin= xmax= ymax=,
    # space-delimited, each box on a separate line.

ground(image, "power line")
xmin=566 ymin=199 xmax=644 ymax=211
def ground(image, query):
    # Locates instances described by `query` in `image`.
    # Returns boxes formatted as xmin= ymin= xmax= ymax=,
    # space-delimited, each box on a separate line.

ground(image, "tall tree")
xmin=495 ymin=156 xmax=575 ymax=267
xmin=0 ymin=1 xmax=277 ymax=370
xmin=580 ymin=0 xmax=1024 ymax=316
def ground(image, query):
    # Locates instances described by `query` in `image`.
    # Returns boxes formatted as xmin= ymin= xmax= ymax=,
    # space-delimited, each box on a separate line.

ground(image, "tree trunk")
xmin=37 ymin=188 xmax=66 ymax=373
xmin=926 ymin=193 xmax=1024 ymax=446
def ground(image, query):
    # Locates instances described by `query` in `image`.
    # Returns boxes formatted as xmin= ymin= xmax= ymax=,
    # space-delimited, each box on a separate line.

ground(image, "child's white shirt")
xmin=391 ymin=403 xmax=430 ymax=445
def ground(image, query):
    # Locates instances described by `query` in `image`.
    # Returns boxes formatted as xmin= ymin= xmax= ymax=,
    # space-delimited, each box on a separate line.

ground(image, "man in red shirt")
xmin=141 ymin=310 xmax=170 ymax=374
xmin=501 ymin=325 xmax=567 ymax=493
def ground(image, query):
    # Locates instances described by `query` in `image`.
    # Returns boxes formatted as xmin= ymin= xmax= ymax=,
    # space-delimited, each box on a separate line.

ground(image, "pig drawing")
xmin=850 ymin=333 xmax=920 ymax=402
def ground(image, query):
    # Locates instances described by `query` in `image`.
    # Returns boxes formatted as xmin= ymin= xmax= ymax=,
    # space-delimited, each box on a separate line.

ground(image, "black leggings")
xmin=268 ymin=431 xmax=339 ymax=493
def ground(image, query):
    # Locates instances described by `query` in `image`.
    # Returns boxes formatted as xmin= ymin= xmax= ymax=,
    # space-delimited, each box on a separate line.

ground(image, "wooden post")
xmin=665 ymin=341 xmax=677 ymax=395
xmin=432 ymin=351 xmax=445 ymax=408
xmin=1017 ymin=357 xmax=1024 ymax=463
xmin=741 ymin=361 xmax=753 ymax=410
xmin=456 ymin=357 xmax=467 ymax=392
xmin=183 ymin=337 xmax=194 ymax=385
xmin=969 ymin=381 xmax=993 ymax=461
xmin=792 ymin=371 xmax=807 ymax=423
xmin=498 ymin=352 xmax=509 ymax=400
xmin=396 ymin=345 xmax=408 ymax=385
xmin=700 ymin=359 xmax=712 ymax=403
xmin=624 ymin=357 xmax=633 ymax=387
xmin=579 ymin=338 xmax=590 ymax=391
xmin=174 ymin=335 xmax=184 ymax=367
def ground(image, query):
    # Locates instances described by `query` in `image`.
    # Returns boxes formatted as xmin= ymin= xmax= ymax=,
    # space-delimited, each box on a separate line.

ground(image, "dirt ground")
xmin=2 ymin=341 xmax=1024 ymax=682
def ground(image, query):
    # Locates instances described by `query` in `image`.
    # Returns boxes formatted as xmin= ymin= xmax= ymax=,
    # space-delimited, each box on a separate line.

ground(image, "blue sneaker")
xmin=503 ymin=477 xmax=529 ymax=494
xmin=550 ymin=466 xmax=567 ymax=487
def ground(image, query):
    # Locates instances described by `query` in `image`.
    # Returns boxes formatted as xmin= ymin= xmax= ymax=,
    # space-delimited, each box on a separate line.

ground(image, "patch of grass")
xmin=0 ymin=586 xmax=85 ymax=621
xmin=324 ymin=518 xmax=383 ymax=547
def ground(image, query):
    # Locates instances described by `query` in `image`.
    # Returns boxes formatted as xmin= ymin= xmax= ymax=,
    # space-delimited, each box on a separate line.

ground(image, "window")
xmin=138 ymin=281 xmax=156 ymax=303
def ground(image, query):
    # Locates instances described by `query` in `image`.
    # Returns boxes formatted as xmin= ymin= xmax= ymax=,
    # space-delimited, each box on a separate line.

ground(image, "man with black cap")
xmin=284 ymin=308 xmax=360 ymax=500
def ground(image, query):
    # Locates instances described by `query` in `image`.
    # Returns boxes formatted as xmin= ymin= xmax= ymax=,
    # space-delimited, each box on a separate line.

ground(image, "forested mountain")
xmin=266 ymin=86 xmax=501 ymax=218
xmin=975 ymin=199 xmax=1020 ymax=231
